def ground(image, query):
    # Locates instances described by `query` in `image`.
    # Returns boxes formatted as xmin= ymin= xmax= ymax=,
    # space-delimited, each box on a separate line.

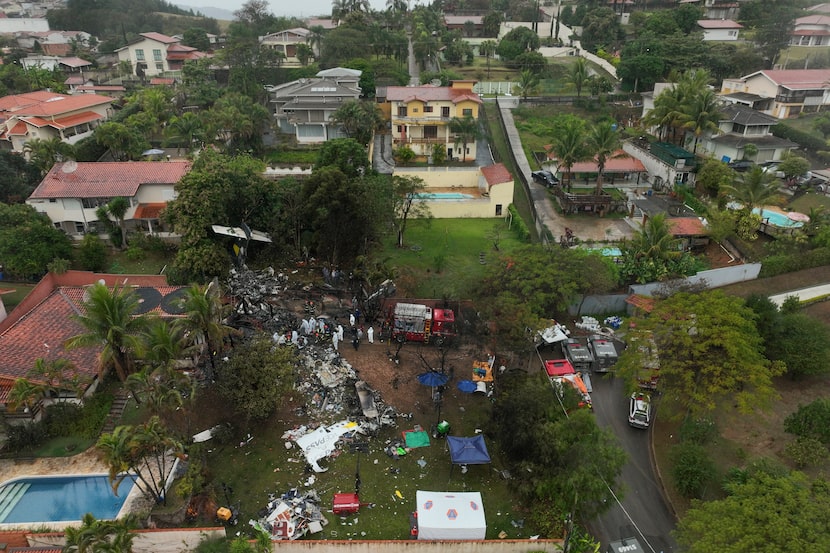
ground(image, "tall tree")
xmin=448 ymin=115 xmax=481 ymax=162
xmin=391 ymin=174 xmax=431 ymax=247
xmin=720 ymin=166 xmax=780 ymax=213
xmin=479 ymin=40 xmax=497 ymax=79
xmin=586 ymin=122 xmax=621 ymax=195
xmin=549 ymin=115 xmax=588 ymax=192
xmin=0 ymin=203 xmax=72 ymax=279
xmin=176 ymin=283 xmax=236 ymax=377
xmin=568 ymin=57 xmax=590 ymax=98
xmin=329 ymin=100 xmax=385 ymax=147
xmin=97 ymin=196 xmax=130 ymax=250
xmin=65 ymin=283 xmax=149 ymax=382
xmin=679 ymin=88 xmax=721 ymax=154
xmin=63 ymin=513 xmax=137 ymax=553
xmin=616 ymin=290 xmax=784 ymax=418
xmin=22 ymin=138 xmax=75 ymax=176
xmin=315 ymin=138 xmax=372 ymax=178
xmin=515 ymin=70 xmax=540 ymax=100
xmin=164 ymin=112 xmax=206 ymax=155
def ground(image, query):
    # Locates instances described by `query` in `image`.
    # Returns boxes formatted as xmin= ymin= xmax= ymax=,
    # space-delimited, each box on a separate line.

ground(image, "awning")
xmin=47 ymin=111 xmax=103 ymax=130
xmin=133 ymin=202 xmax=166 ymax=219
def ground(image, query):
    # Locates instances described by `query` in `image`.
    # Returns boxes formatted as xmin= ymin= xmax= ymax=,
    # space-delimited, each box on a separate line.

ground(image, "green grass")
xmin=207 ymin=391 xmax=528 ymax=540
xmin=380 ymin=218 xmax=527 ymax=298
xmin=0 ymin=282 xmax=36 ymax=312
xmin=32 ymin=436 xmax=96 ymax=457
xmin=103 ymin=249 xmax=172 ymax=275
xmin=265 ymin=148 xmax=320 ymax=165
xmin=789 ymin=192 xmax=830 ymax=213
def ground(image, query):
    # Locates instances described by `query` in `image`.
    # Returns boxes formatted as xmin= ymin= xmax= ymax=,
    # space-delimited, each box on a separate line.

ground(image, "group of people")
xmin=332 ymin=310 xmax=375 ymax=352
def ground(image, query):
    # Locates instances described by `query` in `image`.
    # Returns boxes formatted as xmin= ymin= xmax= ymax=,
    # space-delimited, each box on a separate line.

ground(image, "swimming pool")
xmin=752 ymin=207 xmax=803 ymax=228
xmin=0 ymin=475 xmax=134 ymax=523
xmin=415 ymin=192 xmax=474 ymax=200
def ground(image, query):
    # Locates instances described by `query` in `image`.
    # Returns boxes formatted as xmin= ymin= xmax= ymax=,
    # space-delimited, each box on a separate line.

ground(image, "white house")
xmin=721 ymin=69 xmax=830 ymax=118
xmin=26 ymin=161 xmax=192 ymax=237
xmin=697 ymin=19 xmax=743 ymax=41
xmin=0 ymin=90 xmax=114 ymax=153
xmin=115 ymin=32 xmax=207 ymax=77
xmin=260 ymin=28 xmax=312 ymax=67
xmin=791 ymin=14 xmax=830 ymax=47
xmin=692 ymin=104 xmax=798 ymax=163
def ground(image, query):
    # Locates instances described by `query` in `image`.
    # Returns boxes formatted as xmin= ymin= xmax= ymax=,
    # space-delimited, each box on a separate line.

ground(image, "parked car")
xmin=760 ymin=161 xmax=785 ymax=179
xmin=727 ymin=160 xmax=754 ymax=172
xmin=628 ymin=392 xmax=652 ymax=429
xmin=531 ymin=170 xmax=559 ymax=187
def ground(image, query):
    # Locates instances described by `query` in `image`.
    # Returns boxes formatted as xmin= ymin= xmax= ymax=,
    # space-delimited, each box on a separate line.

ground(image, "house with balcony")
xmin=623 ymin=140 xmax=696 ymax=191
xmin=692 ymin=103 xmax=797 ymax=163
xmin=260 ymin=27 xmax=312 ymax=67
xmin=267 ymin=67 xmax=362 ymax=144
xmin=26 ymin=161 xmax=191 ymax=238
xmin=0 ymin=271 xmax=185 ymax=421
xmin=115 ymin=32 xmax=207 ymax=77
xmin=0 ymin=90 xmax=114 ymax=153
xmin=384 ymin=80 xmax=483 ymax=161
xmin=791 ymin=14 xmax=830 ymax=47
xmin=720 ymin=69 xmax=830 ymax=119
xmin=697 ymin=19 xmax=742 ymax=41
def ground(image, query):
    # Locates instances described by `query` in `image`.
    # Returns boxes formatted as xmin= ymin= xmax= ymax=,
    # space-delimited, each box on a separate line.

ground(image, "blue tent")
xmin=447 ymin=435 xmax=491 ymax=465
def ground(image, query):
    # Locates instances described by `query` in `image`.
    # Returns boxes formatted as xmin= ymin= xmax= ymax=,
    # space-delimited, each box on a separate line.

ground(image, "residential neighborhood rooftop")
xmin=29 ymin=161 xmax=191 ymax=199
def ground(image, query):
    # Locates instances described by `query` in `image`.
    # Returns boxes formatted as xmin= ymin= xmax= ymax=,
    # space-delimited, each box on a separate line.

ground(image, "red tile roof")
xmin=23 ymin=111 xmax=102 ymax=130
xmin=625 ymin=294 xmax=656 ymax=313
xmin=140 ymin=32 xmax=179 ymax=44
xmin=0 ymin=531 xmax=31 ymax=549
xmin=150 ymin=78 xmax=175 ymax=86
xmin=481 ymin=163 xmax=512 ymax=187
xmin=29 ymin=161 xmax=191 ymax=199
xmin=0 ymin=378 xmax=15 ymax=404
xmin=385 ymin=84 xmax=482 ymax=105
xmin=697 ymin=19 xmax=742 ymax=29
xmin=64 ymin=75 xmax=86 ymax=85
xmin=756 ymin=69 xmax=830 ymax=89
xmin=0 ymin=91 xmax=112 ymax=118
xmin=569 ymin=152 xmax=646 ymax=173
xmin=41 ymin=43 xmax=71 ymax=56
xmin=133 ymin=202 xmax=166 ymax=219
xmin=667 ymin=217 xmax=707 ymax=236
xmin=59 ymin=56 xmax=92 ymax=68
xmin=0 ymin=272 xmax=185 ymax=386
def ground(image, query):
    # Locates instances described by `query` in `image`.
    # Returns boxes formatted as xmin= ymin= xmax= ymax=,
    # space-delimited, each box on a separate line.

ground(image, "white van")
xmin=628 ymin=393 xmax=651 ymax=429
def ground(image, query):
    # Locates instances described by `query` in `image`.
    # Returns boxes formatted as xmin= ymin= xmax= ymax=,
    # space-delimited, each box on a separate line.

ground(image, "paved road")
xmin=768 ymin=283 xmax=830 ymax=307
xmin=588 ymin=372 xmax=677 ymax=553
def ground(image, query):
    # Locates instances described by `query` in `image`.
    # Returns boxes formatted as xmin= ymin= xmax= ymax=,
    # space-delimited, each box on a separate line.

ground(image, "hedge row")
xmin=759 ymin=247 xmax=830 ymax=277
xmin=771 ymin=124 xmax=827 ymax=153
xmin=508 ymin=203 xmax=531 ymax=242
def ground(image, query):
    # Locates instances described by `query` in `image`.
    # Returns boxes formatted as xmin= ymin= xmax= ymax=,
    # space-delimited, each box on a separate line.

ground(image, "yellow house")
xmin=384 ymin=80 xmax=483 ymax=161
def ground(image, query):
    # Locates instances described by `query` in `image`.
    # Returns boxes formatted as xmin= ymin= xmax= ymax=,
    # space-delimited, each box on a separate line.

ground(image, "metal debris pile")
xmin=249 ymin=488 xmax=327 ymax=541
xmin=226 ymin=266 xmax=291 ymax=323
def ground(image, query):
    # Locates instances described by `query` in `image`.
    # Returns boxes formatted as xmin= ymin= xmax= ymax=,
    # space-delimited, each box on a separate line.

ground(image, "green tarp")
xmin=404 ymin=430 xmax=430 ymax=448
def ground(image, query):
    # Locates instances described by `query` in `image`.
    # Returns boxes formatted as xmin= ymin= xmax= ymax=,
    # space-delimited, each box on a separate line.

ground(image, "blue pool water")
xmin=0 ymin=475 xmax=134 ymax=523
xmin=415 ymin=192 xmax=474 ymax=200
xmin=752 ymin=207 xmax=803 ymax=228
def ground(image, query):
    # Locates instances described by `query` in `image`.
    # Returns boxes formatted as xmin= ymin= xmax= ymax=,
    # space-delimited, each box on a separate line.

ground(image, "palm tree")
xmin=65 ymin=283 xmax=149 ymax=382
xmin=6 ymin=378 xmax=45 ymax=414
xmin=587 ymin=122 xmax=622 ymax=195
xmin=721 ymin=166 xmax=781 ymax=213
xmin=448 ymin=115 xmax=481 ymax=162
xmin=549 ymin=117 xmax=588 ymax=192
xmin=63 ymin=513 xmax=136 ymax=553
xmin=568 ymin=57 xmax=590 ymax=97
xmin=176 ymin=283 xmax=237 ymax=377
xmin=515 ymin=70 xmax=540 ymax=100
xmin=629 ymin=213 xmax=681 ymax=262
xmin=679 ymin=87 xmax=721 ymax=154
xmin=97 ymin=196 xmax=130 ymax=249
xmin=642 ymin=85 xmax=684 ymax=143
xmin=164 ymin=112 xmax=205 ymax=155
xmin=480 ymin=40 xmax=497 ymax=79
xmin=22 ymin=137 xmax=75 ymax=176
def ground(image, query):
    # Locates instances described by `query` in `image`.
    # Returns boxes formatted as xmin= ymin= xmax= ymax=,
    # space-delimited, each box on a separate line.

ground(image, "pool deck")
xmin=0 ymin=447 xmax=153 ymax=530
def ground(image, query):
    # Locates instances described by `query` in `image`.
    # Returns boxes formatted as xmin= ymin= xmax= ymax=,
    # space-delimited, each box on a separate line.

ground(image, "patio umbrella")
xmin=142 ymin=148 xmax=165 ymax=156
xmin=457 ymin=380 xmax=477 ymax=394
xmin=787 ymin=211 xmax=811 ymax=223
xmin=417 ymin=371 xmax=449 ymax=387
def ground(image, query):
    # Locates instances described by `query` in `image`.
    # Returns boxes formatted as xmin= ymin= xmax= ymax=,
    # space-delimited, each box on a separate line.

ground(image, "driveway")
xmin=589 ymin=372 xmax=678 ymax=552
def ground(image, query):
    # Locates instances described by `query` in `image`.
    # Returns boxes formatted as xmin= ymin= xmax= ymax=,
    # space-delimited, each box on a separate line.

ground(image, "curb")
xmin=648 ymin=415 xmax=679 ymax=521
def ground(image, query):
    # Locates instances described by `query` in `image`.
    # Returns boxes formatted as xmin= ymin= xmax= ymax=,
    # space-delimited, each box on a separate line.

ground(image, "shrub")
xmin=772 ymin=124 xmax=827 ymax=153
xmin=670 ymin=442 xmax=715 ymax=498
xmin=5 ymin=421 xmax=49 ymax=453
xmin=759 ymin=247 xmax=830 ymax=277
xmin=784 ymin=436 xmax=828 ymax=468
xmin=125 ymin=245 xmax=145 ymax=261
xmin=679 ymin=417 xmax=717 ymax=445
xmin=44 ymin=402 xmax=83 ymax=437
xmin=77 ymin=234 xmax=108 ymax=272
xmin=507 ymin=204 xmax=531 ymax=242
xmin=784 ymin=399 xmax=830 ymax=444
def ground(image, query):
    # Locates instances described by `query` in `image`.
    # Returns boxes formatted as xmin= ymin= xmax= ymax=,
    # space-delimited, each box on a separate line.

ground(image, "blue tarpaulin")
xmin=447 ymin=435 xmax=491 ymax=465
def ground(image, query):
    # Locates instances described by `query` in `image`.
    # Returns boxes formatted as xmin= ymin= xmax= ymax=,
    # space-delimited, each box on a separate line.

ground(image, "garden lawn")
xmin=380 ymin=218 xmax=527 ymax=298
xmin=102 ymin=249 xmax=172 ymax=275
xmin=788 ymin=191 xmax=830 ymax=213
xmin=0 ymin=282 xmax=36 ymax=312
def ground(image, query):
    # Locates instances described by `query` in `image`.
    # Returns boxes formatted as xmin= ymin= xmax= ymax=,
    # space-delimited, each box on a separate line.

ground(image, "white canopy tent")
xmin=416 ymin=491 xmax=486 ymax=540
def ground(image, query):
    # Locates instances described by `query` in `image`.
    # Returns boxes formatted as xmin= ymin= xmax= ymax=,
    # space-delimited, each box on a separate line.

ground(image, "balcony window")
xmin=398 ymin=106 xmax=408 ymax=116
xmin=424 ymin=126 xmax=438 ymax=139
xmin=441 ymin=106 xmax=450 ymax=117
xmin=424 ymin=105 xmax=433 ymax=113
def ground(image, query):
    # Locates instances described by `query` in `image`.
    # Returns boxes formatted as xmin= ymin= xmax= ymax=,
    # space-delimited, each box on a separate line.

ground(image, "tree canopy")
xmin=616 ymin=290 xmax=783 ymax=418
xmin=0 ymin=203 xmax=72 ymax=279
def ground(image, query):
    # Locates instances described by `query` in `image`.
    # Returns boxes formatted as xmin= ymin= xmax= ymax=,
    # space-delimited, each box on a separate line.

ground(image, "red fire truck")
xmin=385 ymin=302 xmax=456 ymax=346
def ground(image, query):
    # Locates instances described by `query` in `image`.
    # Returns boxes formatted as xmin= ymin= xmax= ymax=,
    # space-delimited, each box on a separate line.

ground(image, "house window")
xmin=82 ymin=197 xmax=112 ymax=209
xmin=441 ymin=106 xmax=450 ymax=117
xmin=135 ymin=49 xmax=145 ymax=61
xmin=156 ymin=63 xmax=164 ymax=71
xmin=397 ymin=125 xmax=404 ymax=133
xmin=153 ymin=49 xmax=163 ymax=62
xmin=424 ymin=105 xmax=433 ymax=113
xmin=462 ymin=108 xmax=473 ymax=117
xmin=424 ymin=126 xmax=438 ymax=139
xmin=413 ymin=108 xmax=419 ymax=113
xmin=74 ymin=222 xmax=85 ymax=234
xmin=495 ymin=204 xmax=503 ymax=216
xmin=398 ymin=106 xmax=408 ymax=116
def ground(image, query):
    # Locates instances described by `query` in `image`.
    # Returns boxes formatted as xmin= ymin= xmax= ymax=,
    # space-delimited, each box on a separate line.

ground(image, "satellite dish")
xmin=61 ymin=160 xmax=78 ymax=173
xmin=430 ymin=79 xmax=441 ymax=87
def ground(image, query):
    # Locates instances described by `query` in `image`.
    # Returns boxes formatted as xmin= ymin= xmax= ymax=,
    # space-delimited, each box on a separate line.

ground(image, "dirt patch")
xmin=718 ymin=266 xmax=830 ymax=298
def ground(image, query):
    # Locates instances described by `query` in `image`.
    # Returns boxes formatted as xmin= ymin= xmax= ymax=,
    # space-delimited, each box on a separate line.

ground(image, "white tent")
xmin=416 ymin=491 xmax=486 ymax=540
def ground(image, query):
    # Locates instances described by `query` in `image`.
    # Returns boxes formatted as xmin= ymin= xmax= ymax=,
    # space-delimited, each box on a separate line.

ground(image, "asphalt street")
xmin=588 ymin=371 xmax=678 ymax=553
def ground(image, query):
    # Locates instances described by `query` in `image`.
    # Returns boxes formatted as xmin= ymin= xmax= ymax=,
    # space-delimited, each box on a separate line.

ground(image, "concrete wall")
xmin=395 ymin=167 xmax=480 ymax=189
xmin=392 ymin=168 xmax=514 ymax=218
xmin=264 ymin=540 xmax=563 ymax=553
xmin=629 ymin=263 xmax=762 ymax=297
xmin=24 ymin=527 xmax=227 ymax=553
xmin=567 ymin=294 xmax=630 ymax=316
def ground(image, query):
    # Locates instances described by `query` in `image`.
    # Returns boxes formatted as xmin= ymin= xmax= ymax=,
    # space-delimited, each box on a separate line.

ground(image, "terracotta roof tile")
xmin=140 ymin=32 xmax=179 ymax=44
xmin=385 ymin=84 xmax=482 ymax=105
xmin=0 ymin=92 xmax=112 ymax=118
xmin=667 ymin=217 xmax=707 ymax=236
xmin=0 ymin=531 xmax=31 ymax=549
xmin=29 ymin=161 xmax=191 ymax=199
xmin=481 ymin=163 xmax=512 ymax=187
xmin=697 ymin=19 xmax=742 ymax=29
xmin=625 ymin=294 xmax=656 ymax=313
xmin=133 ymin=202 xmax=166 ymax=219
